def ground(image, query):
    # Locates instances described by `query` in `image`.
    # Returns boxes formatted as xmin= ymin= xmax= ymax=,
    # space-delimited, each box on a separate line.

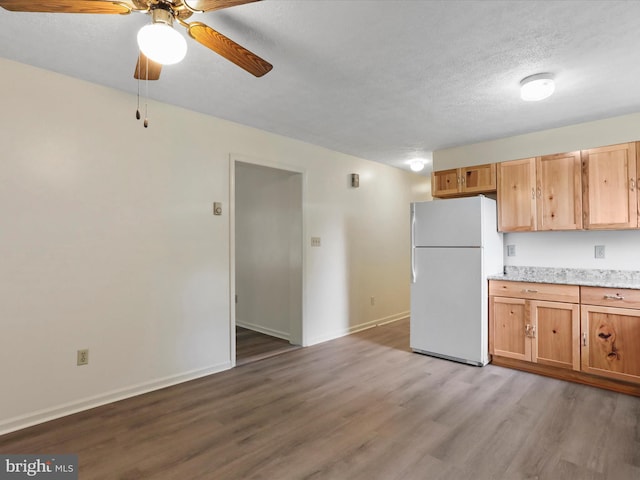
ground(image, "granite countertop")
xmin=488 ymin=266 xmax=640 ymax=289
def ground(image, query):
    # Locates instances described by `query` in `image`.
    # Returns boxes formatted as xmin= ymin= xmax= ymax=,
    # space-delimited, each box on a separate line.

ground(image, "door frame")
xmin=229 ymin=154 xmax=307 ymax=366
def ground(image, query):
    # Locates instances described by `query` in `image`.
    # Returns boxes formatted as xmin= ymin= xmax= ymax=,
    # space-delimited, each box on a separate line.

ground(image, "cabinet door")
xmin=536 ymin=152 xmax=582 ymax=231
xmin=581 ymin=305 xmax=640 ymax=384
xmin=582 ymin=142 xmax=638 ymax=229
xmin=531 ymin=300 xmax=580 ymax=370
xmin=497 ymin=158 xmax=536 ymax=232
xmin=490 ymin=296 xmax=530 ymax=361
xmin=461 ymin=163 xmax=496 ymax=194
xmin=431 ymin=169 xmax=460 ymax=197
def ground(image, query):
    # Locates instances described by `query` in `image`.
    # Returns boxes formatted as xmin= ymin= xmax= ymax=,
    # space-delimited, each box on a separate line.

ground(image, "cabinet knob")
xmin=583 ymin=332 xmax=587 ymax=347
xmin=522 ymin=288 xmax=538 ymax=293
xmin=631 ymin=178 xmax=636 ymax=192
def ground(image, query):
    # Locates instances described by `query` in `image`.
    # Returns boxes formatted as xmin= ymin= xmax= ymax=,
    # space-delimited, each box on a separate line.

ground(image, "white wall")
xmin=502 ymin=230 xmax=640 ymax=270
xmin=235 ymin=162 xmax=301 ymax=341
xmin=0 ymin=58 xmax=429 ymax=434
xmin=433 ymin=112 xmax=640 ymax=272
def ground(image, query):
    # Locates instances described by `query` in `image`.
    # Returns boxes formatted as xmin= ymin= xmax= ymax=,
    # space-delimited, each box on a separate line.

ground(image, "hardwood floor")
xmin=1 ymin=319 xmax=639 ymax=479
xmin=236 ymin=326 xmax=299 ymax=366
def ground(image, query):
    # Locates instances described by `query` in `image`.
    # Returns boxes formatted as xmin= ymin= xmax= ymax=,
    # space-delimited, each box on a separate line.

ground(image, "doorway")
xmin=231 ymin=158 xmax=304 ymax=366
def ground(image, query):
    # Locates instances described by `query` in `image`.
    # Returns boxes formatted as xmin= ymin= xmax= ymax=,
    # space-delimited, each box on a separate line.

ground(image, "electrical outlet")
xmin=595 ymin=245 xmax=605 ymax=259
xmin=507 ymin=245 xmax=516 ymax=257
xmin=77 ymin=349 xmax=89 ymax=366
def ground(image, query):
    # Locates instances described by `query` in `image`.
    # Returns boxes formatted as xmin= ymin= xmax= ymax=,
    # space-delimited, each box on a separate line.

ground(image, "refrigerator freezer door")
xmin=413 ymin=197 xmax=484 ymax=247
xmin=410 ymin=246 xmax=487 ymax=365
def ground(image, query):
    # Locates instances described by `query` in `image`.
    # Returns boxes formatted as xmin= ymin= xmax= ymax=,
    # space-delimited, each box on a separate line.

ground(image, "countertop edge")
xmin=487 ymin=266 xmax=640 ymax=290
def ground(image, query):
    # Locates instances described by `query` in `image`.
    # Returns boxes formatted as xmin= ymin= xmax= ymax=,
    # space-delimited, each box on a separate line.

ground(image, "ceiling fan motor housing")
xmin=151 ymin=4 xmax=174 ymax=27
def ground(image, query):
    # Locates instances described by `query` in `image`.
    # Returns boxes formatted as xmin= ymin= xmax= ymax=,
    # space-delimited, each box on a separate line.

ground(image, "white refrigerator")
xmin=410 ymin=196 xmax=503 ymax=366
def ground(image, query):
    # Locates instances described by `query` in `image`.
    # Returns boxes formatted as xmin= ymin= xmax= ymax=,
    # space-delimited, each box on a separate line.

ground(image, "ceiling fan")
xmin=0 ymin=0 xmax=273 ymax=80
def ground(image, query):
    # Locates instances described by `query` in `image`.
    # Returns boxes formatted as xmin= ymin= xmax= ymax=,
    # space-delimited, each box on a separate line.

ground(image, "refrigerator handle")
xmin=411 ymin=204 xmax=416 ymax=283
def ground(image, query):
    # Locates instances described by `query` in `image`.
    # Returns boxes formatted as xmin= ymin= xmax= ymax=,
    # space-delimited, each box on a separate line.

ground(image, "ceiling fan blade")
xmin=187 ymin=22 xmax=272 ymax=77
xmin=134 ymin=52 xmax=162 ymax=80
xmin=0 ymin=0 xmax=133 ymax=13
xmin=183 ymin=0 xmax=259 ymax=13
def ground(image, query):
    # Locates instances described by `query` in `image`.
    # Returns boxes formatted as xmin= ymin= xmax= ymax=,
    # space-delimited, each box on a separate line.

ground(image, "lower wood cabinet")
xmin=490 ymin=282 xmax=580 ymax=370
xmin=581 ymin=287 xmax=640 ymax=384
xmin=489 ymin=280 xmax=640 ymax=395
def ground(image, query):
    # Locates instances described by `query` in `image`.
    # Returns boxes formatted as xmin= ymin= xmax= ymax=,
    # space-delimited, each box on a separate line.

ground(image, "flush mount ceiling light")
xmin=137 ymin=6 xmax=187 ymax=65
xmin=409 ymin=160 xmax=425 ymax=172
xmin=520 ymin=73 xmax=555 ymax=101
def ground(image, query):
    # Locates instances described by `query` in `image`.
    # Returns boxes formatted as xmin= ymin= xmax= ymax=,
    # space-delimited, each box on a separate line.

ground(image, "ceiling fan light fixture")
xmin=520 ymin=73 xmax=555 ymax=101
xmin=137 ymin=8 xmax=187 ymax=65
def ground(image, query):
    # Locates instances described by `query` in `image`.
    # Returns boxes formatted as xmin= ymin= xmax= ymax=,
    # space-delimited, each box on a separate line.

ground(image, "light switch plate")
xmin=311 ymin=237 xmax=321 ymax=247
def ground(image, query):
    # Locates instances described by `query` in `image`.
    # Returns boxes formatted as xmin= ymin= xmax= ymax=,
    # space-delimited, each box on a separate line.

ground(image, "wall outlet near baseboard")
xmin=77 ymin=349 xmax=89 ymax=366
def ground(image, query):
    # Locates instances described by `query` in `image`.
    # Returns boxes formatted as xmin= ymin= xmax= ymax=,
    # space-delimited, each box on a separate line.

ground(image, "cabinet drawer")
xmin=581 ymin=286 xmax=640 ymax=309
xmin=489 ymin=280 xmax=579 ymax=303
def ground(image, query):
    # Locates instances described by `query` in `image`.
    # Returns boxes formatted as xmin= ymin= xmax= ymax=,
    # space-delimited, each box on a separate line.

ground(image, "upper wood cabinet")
xmin=497 ymin=158 xmax=536 ymax=231
xmin=582 ymin=142 xmax=638 ymax=230
xmin=431 ymin=169 xmax=460 ymax=197
xmin=536 ymin=152 xmax=583 ymax=231
xmin=498 ymin=153 xmax=583 ymax=232
xmin=432 ymin=163 xmax=496 ymax=198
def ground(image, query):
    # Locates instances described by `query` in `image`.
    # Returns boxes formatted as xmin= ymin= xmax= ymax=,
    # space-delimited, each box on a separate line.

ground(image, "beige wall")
xmin=433 ymin=112 xmax=640 ymax=170
xmin=0 ymin=58 xmax=429 ymax=434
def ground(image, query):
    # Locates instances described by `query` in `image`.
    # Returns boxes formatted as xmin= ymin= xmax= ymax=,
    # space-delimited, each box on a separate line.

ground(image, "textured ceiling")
xmin=2 ymin=0 xmax=640 ymax=175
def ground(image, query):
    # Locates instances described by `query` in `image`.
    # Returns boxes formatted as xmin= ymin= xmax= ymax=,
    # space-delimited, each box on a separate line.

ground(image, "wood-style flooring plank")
xmin=1 ymin=318 xmax=639 ymax=479
xmin=236 ymin=326 xmax=299 ymax=366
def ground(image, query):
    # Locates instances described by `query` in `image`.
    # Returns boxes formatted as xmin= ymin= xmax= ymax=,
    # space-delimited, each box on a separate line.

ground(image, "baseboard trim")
xmin=236 ymin=321 xmax=290 ymax=341
xmin=307 ymin=311 xmax=409 ymax=346
xmin=0 ymin=361 xmax=232 ymax=436
xmin=491 ymin=356 xmax=640 ymax=397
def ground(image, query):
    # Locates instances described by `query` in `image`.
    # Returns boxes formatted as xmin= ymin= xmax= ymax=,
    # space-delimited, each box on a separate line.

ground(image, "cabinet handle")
xmin=536 ymin=187 xmax=542 ymax=198
xmin=522 ymin=288 xmax=538 ymax=293
xmin=461 ymin=176 xmax=465 ymax=185
xmin=631 ymin=178 xmax=636 ymax=192
xmin=531 ymin=187 xmax=535 ymax=199
xmin=457 ymin=176 xmax=461 ymax=185
xmin=583 ymin=332 xmax=587 ymax=347
xmin=524 ymin=324 xmax=536 ymax=338
xmin=604 ymin=294 xmax=625 ymax=300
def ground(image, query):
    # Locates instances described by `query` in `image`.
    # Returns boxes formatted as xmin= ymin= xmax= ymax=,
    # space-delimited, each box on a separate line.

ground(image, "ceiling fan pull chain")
xmin=136 ymin=62 xmax=141 ymax=121
xmin=144 ymin=54 xmax=149 ymax=128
